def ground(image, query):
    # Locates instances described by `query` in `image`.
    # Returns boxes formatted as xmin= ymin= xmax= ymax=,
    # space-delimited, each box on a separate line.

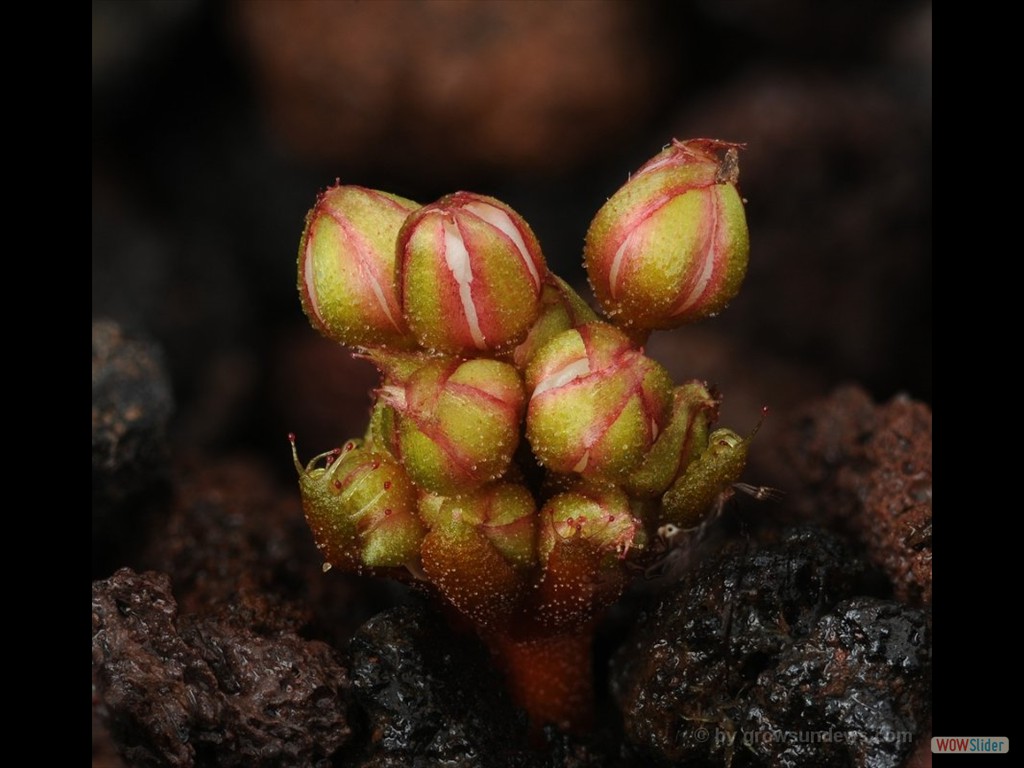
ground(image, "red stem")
xmin=489 ymin=628 xmax=595 ymax=735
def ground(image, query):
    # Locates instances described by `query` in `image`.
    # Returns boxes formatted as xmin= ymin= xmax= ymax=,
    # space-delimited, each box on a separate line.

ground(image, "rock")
xmin=761 ymin=597 xmax=931 ymax=768
xmin=348 ymin=603 xmax=532 ymax=767
xmin=92 ymin=568 xmax=353 ymax=767
xmin=757 ymin=386 xmax=932 ymax=606
xmin=611 ymin=527 xmax=930 ymax=767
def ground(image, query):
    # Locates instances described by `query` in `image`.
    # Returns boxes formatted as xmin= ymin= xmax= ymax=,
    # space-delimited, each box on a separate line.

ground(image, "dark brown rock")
xmin=92 ymin=568 xmax=353 ymax=768
xmin=611 ymin=528 xmax=930 ymax=767
xmin=760 ymin=597 xmax=930 ymax=768
xmin=757 ymin=386 xmax=932 ymax=606
xmin=347 ymin=603 xmax=534 ymax=768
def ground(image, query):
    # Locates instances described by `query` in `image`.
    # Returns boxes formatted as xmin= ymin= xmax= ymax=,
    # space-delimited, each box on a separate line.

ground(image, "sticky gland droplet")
xmin=333 ymin=480 xmax=342 ymax=489
xmin=384 ymin=481 xmax=392 ymax=490
xmin=287 ymin=432 xmax=296 ymax=443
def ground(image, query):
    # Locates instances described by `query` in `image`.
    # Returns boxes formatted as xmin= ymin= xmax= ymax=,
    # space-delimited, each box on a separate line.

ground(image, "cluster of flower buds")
xmin=292 ymin=139 xmax=754 ymax=732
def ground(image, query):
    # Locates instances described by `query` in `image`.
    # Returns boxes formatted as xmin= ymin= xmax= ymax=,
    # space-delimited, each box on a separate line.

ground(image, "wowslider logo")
xmin=932 ymin=737 xmax=1009 ymax=754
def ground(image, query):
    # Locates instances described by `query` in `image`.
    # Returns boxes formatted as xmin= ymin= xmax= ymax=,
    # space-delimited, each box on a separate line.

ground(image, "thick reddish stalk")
xmin=489 ymin=629 xmax=595 ymax=734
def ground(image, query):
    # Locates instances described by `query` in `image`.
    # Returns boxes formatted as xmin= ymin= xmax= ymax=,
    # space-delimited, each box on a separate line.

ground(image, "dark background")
xmin=93 ymin=0 xmax=931 ymax=484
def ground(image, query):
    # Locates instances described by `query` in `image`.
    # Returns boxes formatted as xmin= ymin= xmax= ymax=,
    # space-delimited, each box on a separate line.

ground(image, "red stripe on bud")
xmin=398 ymin=192 xmax=547 ymax=355
xmin=584 ymin=139 xmax=749 ymax=331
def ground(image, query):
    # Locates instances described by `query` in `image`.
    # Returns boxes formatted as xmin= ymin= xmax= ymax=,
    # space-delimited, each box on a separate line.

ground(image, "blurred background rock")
xmin=93 ymin=0 xmax=930 ymax=486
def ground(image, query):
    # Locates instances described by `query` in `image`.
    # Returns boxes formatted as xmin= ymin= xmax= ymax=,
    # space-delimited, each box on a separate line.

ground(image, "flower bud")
xmin=525 ymin=322 xmax=672 ymax=481
xmin=420 ymin=482 xmax=537 ymax=628
xmin=538 ymin=484 xmax=638 ymax=563
xmin=298 ymin=184 xmax=420 ymax=349
xmin=658 ymin=427 xmax=751 ymax=530
xmin=531 ymin=484 xmax=639 ymax=631
xmin=584 ymin=139 xmax=749 ymax=331
xmin=381 ymin=356 xmax=526 ymax=495
xmin=290 ymin=436 xmax=425 ymax=571
xmin=397 ymin=192 xmax=547 ymax=355
xmin=623 ymin=380 xmax=719 ymax=498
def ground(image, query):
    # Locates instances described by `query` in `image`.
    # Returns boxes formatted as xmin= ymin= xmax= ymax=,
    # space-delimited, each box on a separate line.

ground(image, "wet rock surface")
xmin=92 ymin=568 xmax=353 ymax=767
xmin=763 ymin=597 xmax=931 ymax=768
xmin=611 ymin=528 xmax=931 ymax=768
xmin=347 ymin=603 xmax=534 ymax=768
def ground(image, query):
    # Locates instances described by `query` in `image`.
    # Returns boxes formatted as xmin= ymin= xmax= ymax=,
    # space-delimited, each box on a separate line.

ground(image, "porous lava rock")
xmin=756 ymin=386 xmax=932 ymax=606
xmin=92 ymin=568 xmax=353 ymax=767
xmin=347 ymin=603 xmax=534 ymax=768
xmin=611 ymin=527 xmax=930 ymax=768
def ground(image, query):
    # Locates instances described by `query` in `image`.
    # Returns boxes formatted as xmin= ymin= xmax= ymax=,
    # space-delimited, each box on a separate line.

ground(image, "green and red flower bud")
xmin=298 ymin=184 xmax=420 ymax=349
xmin=658 ymin=426 xmax=751 ymax=530
xmin=380 ymin=357 xmax=526 ymax=495
xmin=420 ymin=481 xmax=537 ymax=628
xmin=538 ymin=484 xmax=640 ymax=563
xmin=531 ymin=483 xmax=640 ymax=631
xmin=289 ymin=435 xmax=425 ymax=572
xmin=363 ymin=398 xmax=400 ymax=457
xmin=525 ymin=322 xmax=672 ymax=481
xmin=397 ymin=192 xmax=547 ymax=355
xmin=623 ymin=380 xmax=719 ymax=498
xmin=584 ymin=138 xmax=749 ymax=331
xmin=510 ymin=274 xmax=599 ymax=370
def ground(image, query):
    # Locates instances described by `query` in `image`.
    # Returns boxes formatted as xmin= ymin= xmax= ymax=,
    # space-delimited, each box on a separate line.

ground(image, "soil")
xmin=93 ymin=3 xmax=931 ymax=766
